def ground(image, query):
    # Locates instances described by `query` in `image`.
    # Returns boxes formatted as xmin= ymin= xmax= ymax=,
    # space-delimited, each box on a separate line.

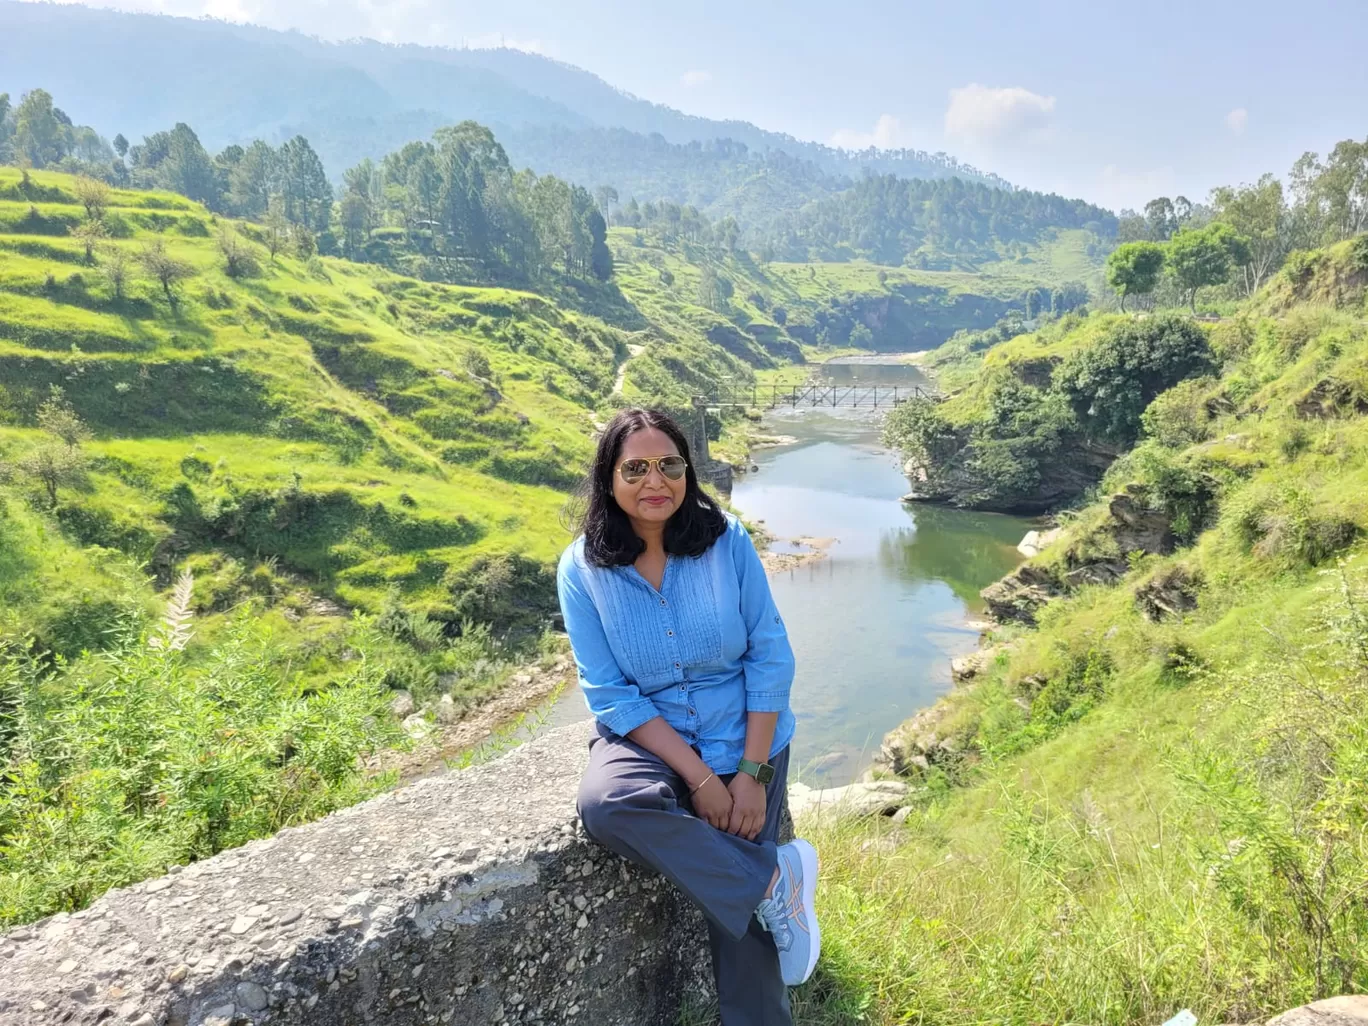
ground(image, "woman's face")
xmin=611 ymin=427 xmax=687 ymax=528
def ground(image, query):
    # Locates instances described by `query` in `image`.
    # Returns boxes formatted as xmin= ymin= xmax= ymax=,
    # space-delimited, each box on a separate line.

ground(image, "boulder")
xmin=1017 ymin=527 xmax=1063 ymax=558
xmin=1267 ymin=996 xmax=1368 ymax=1026
xmin=788 ymin=780 xmax=908 ymax=821
xmin=389 ymin=689 xmax=415 ymax=719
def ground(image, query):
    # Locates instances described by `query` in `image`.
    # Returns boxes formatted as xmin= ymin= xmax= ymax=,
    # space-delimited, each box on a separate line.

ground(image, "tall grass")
xmin=0 ymin=594 xmax=404 ymax=927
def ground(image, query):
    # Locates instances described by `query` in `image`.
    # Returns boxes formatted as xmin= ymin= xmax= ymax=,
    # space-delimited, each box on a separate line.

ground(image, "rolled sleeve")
xmin=730 ymin=519 xmax=795 ymax=713
xmin=557 ymin=548 xmax=660 ymax=737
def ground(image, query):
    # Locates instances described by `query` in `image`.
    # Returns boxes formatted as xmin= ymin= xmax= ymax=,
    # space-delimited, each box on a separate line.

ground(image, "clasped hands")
xmin=691 ymin=771 xmax=766 ymax=841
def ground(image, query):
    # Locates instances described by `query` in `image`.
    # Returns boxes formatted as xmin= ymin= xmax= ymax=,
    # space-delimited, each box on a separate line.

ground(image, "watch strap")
xmin=737 ymin=758 xmax=774 ymax=783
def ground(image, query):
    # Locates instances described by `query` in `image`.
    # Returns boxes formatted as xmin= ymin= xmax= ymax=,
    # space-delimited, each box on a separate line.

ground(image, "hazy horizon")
xmin=7 ymin=0 xmax=1367 ymax=211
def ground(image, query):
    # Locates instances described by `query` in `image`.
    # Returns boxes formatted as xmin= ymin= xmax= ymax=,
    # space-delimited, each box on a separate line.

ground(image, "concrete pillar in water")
xmin=688 ymin=397 xmax=711 ymax=466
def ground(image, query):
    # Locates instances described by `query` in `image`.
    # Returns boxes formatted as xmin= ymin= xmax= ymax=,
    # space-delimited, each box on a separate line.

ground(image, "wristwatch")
xmin=736 ymin=758 xmax=775 ymax=785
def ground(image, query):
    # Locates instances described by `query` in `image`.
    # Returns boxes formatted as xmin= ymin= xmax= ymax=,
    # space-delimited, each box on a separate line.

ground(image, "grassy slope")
xmin=0 ymin=168 xmax=628 ymax=651
xmin=797 ymin=240 xmax=1368 ymax=1024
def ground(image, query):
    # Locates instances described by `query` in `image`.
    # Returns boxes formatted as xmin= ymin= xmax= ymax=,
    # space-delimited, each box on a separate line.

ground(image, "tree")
xmin=160 ymin=123 xmax=217 ymax=206
xmin=1167 ymin=223 xmax=1249 ymax=313
xmin=112 ymin=133 xmax=128 ymax=159
xmin=277 ymin=135 xmax=332 ymax=232
xmin=264 ymin=197 xmax=289 ymax=260
xmin=1056 ymin=314 xmax=1214 ymax=444
xmin=339 ymin=190 xmax=373 ymax=255
xmin=594 ymin=185 xmax=618 ymax=224
xmin=13 ymin=89 xmax=65 ymax=168
xmin=70 ymin=218 xmax=109 ymax=263
xmin=102 ymin=244 xmax=131 ymax=300
xmin=1211 ymin=174 xmax=1289 ymax=295
xmin=217 ymin=224 xmax=260 ymax=279
xmin=73 ymin=175 xmax=111 ymax=222
xmin=17 ymin=388 xmax=90 ymax=506
xmin=223 ymin=140 xmax=276 ymax=218
xmin=138 ymin=239 xmax=194 ymax=303
xmin=1311 ymin=139 xmax=1368 ymax=242
xmin=586 ymin=208 xmax=613 ymax=281
xmin=1144 ymin=197 xmax=1178 ymax=241
xmin=1105 ymin=241 xmax=1165 ymax=311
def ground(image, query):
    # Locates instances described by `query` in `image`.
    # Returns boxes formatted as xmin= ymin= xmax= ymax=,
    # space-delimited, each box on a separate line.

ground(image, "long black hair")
xmin=577 ymin=408 xmax=727 ymax=568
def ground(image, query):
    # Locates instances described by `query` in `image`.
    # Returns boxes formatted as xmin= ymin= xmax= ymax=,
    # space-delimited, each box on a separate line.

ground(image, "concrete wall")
xmin=0 ymin=723 xmax=713 ymax=1026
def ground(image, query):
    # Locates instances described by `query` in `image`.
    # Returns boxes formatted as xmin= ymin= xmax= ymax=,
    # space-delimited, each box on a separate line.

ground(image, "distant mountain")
xmin=0 ymin=0 xmax=1008 ymax=199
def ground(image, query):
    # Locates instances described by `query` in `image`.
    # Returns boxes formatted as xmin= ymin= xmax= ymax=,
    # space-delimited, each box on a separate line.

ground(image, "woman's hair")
xmin=578 ymin=407 xmax=727 ymax=568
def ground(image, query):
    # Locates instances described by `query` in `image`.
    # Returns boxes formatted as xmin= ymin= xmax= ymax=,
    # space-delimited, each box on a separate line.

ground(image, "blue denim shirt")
xmin=557 ymin=513 xmax=796 ymax=774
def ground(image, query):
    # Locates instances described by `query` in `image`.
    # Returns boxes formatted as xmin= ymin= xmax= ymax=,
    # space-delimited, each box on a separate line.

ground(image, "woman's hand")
xmin=726 ymin=773 xmax=767 ymax=841
xmin=690 ymin=775 xmax=734 ymax=830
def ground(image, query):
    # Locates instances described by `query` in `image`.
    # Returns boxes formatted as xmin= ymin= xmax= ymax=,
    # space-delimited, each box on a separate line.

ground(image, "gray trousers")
xmin=577 ymin=726 xmax=791 ymax=1026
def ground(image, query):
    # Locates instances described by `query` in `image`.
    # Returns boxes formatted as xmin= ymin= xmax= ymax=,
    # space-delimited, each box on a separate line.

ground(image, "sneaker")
xmin=755 ymin=838 xmax=821 ymax=985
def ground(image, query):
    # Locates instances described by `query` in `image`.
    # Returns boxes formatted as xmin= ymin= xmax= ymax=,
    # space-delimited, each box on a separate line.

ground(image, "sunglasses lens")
xmin=659 ymin=456 xmax=688 ymax=480
xmin=620 ymin=459 xmax=649 ymax=482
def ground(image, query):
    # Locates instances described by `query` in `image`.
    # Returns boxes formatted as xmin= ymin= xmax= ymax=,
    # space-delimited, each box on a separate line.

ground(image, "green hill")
xmin=800 ymin=236 xmax=1368 ymax=1024
xmin=0 ymin=165 xmax=1044 ymax=925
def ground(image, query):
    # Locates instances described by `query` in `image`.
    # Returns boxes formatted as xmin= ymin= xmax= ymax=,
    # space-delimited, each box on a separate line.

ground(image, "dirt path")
xmin=613 ymin=343 xmax=646 ymax=396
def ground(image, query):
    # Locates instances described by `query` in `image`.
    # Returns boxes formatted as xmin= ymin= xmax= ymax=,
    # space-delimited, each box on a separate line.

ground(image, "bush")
xmin=1056 ymin=314 xmax=1214 ymax=445
xmin=1142 ymin=377 xmax=1216 ymax=448
xmin=441 ymin=554 xmax=559 ymax=635
xmin=1227 ymin=484 xmax=1358 ymax=568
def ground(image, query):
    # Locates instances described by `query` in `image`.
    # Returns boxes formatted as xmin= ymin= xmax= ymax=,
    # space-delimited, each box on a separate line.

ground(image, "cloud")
xmin=943 ymin=84 xmax=1056 ymax=147
xmin=1225 ymin=107 xmax=1249 ymax=135
xmin=829 ymin=114 xmax=909 ymax=151
xmin=681 ymin=69 xmax=712 ymax=88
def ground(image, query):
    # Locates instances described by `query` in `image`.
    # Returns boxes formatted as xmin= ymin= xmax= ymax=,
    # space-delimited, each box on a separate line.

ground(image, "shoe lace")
xmin=756 ymin=861 xmax=803 ymax=937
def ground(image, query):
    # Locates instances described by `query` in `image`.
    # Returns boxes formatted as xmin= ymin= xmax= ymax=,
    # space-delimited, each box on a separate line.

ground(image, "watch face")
xmin=756 ymin=763 xmax=775 ymax=785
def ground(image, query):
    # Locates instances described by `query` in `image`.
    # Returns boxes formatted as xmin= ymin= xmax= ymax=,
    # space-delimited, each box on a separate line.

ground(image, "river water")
xmin=544 ymin=358 xmax=1032 ymax=786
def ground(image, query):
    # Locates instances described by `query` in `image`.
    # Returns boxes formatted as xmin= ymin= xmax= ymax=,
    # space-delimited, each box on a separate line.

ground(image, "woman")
xmin=558 ymin=407 xmax=820 ymax=1025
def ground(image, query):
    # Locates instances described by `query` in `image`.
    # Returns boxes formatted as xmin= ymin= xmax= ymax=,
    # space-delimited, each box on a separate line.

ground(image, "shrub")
xmin=1142 ymin=377 xmax=1216 ymax=448
xmin=1056 ymin=314 xmax=1214 ymax=445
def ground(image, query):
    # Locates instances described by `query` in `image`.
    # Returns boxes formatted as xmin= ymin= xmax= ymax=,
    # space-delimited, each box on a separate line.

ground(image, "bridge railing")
xmin=692 ymin=382 xmax=943 ymax=410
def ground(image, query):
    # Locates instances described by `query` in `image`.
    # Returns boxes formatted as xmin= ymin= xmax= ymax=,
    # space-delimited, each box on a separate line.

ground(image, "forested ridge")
xmin=0 ymin=0 xmax=1010 ymax=226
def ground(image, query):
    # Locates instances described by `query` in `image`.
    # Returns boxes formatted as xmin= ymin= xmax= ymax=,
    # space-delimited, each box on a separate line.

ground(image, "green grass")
xmin=787 ymin=244 xmax=1368 ymax=1024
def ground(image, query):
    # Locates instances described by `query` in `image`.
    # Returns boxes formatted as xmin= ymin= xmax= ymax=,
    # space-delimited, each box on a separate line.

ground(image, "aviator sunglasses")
xmin=617 ymin=454 xmax=689 ymax=484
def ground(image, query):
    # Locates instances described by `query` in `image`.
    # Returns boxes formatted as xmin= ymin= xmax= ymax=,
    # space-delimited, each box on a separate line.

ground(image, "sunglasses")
xmin=617 ymin=455 xmax=689 ymax=484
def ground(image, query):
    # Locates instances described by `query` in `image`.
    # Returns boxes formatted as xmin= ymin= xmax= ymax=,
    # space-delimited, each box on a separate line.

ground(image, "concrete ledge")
xmin=0 ymin=723 xmax=711 ymax=1026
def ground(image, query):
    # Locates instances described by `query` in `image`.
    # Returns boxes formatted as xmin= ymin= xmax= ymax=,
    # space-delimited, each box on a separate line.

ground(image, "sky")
xmin=20 ymin=0 xmax=1368 ymax=211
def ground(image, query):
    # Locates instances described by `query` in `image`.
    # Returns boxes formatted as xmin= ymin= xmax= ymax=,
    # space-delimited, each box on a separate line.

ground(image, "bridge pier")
xmin=689 ymin=398 xmax=732 ymax=494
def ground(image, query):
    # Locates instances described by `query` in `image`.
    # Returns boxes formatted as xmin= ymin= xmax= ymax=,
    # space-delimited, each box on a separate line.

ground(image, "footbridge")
xmin=692 ymin=381 xmax=942 ymax=411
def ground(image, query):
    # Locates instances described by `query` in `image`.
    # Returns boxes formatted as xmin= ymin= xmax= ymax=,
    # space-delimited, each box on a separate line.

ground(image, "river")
xmin=544 ymin=358 xmax=1032 ymax=786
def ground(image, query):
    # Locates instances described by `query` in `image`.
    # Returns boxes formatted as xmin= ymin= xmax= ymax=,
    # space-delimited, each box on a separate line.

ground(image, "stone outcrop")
xmin=1266 ymin=995 xmax=1368 ymax=1026
xmin=982 ymin=487 xmax=1178 ymax=625
xmin=901 ymin=436 xmax=1121 ymax=514
xmin=788 ymin=780 xmax=908 ymax=820
xmin=0 ymin=723 xmax=714 ymax=1026
xmin=875 ymin=704 xmax=967 ymax=779
xmin=1135 ymin=564 xmax=1201 ymax=622
xmin=980 ymin=564 xmax=1065 ymax=624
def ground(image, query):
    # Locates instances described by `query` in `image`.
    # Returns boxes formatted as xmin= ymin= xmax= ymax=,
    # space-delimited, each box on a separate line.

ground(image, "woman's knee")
xmin=577 ymin=777 xmax=665 ymax=843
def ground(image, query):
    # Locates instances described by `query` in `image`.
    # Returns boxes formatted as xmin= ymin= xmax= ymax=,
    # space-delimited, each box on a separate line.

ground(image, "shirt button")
xmin=667 ymin=630 xmax=674 ymax=637
xmin=660 ymin=599 xmax=667 ymax=606
xmin=674 ymin=662 xmax=681 ymax=669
